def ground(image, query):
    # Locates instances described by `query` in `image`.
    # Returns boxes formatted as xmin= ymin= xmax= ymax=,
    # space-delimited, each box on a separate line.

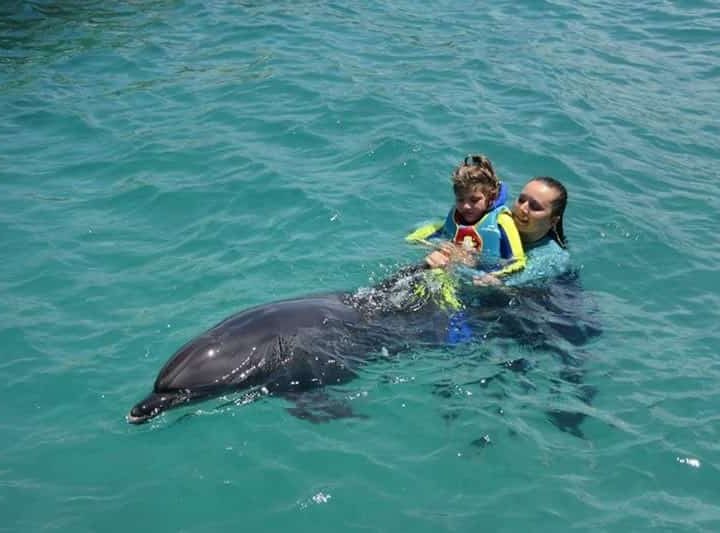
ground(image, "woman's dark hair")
xmin=534 ymin=176 xmax=568 ymax=248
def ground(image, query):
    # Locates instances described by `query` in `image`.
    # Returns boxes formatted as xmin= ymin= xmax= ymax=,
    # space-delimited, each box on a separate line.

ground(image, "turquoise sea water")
xmin=2 ymin=1 xmax=719 ymax=531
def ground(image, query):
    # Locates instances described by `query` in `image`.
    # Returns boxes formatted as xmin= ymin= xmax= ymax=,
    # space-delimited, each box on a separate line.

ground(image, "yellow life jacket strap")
xmin=405 ymin=221 xmax=444 ymax=244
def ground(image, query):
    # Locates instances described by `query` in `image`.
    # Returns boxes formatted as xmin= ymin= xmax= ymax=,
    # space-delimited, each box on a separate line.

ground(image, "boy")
xmin=407 ymin=154 xmax=526 ymax=285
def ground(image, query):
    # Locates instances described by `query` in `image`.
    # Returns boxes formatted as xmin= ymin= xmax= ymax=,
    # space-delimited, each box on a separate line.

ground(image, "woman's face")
xmin=512 ymin=180 xmax=560 ymax=243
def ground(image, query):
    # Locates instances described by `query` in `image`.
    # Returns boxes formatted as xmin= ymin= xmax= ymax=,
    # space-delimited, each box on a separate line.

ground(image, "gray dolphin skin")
xmin=127 ymin=293 xmax=378 ymax=424
xmin=127 ymin=267 xmax=444 ymax=424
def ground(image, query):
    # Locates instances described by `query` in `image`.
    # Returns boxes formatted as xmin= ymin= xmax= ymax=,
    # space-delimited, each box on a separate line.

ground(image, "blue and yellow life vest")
xmin=405 ymin=182 xmax=510 ymax=253
xmin=441 ymin=205 xmax=509 ymax=261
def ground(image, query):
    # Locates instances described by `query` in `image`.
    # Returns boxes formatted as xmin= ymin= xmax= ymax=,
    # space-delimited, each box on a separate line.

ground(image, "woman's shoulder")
xmin=526 ymin=235 xmax=569 ymax=257
xmin=529 ymin=236 xmax=570 ymax=270
xmin=505 ymin=236 xmax=570 ymax=287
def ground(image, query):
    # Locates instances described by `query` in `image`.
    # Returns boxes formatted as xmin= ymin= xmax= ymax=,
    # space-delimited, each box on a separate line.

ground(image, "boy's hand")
xmin=425 ymin=249 xmax=451 ymax=268
xmin=472 ymin=273 xmax=502 ymax=286
xmin=425 ymin=242 xmax=476 ymax=269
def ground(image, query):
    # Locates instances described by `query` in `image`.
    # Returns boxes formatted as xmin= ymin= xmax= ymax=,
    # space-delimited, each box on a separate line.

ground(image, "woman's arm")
xmin=489 ymin=211 xmax=526 ymax=277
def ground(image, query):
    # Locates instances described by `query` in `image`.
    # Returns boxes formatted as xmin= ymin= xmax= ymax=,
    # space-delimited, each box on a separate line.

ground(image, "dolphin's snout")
xmin=126 ymin=393 xmax=174 ymax=424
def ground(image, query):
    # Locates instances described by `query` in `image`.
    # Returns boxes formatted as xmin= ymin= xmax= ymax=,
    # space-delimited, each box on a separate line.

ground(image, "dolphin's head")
xmin=126 ymin=392 xmax=185 ymax=424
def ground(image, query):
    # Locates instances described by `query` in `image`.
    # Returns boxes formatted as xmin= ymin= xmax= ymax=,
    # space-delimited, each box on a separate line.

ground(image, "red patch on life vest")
xmin=454 ymin=227 xmax=483 ymax=251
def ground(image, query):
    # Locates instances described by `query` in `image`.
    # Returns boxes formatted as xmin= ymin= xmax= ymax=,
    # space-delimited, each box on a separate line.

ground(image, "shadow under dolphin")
xmin=456 ymin=270 xmax=603 ymax=438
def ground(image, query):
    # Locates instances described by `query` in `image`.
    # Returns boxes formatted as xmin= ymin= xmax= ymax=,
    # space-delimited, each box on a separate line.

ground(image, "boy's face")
xmin=454 ymin=185 xmax=491 ymax=225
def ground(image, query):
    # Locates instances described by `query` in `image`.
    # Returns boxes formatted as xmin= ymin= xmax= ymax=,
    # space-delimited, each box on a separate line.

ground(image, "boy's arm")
xmin=405 ymin=221 xmax=444 ymax=244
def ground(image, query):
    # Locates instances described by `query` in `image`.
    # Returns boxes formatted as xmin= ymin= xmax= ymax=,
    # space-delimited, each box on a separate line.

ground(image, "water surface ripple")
xmin=1 ymin=1 xmax=719 ymax=531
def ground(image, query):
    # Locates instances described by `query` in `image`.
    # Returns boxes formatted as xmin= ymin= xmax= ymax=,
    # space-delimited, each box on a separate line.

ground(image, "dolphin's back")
xmin=153 ymin=294 xmax=362 ymax=392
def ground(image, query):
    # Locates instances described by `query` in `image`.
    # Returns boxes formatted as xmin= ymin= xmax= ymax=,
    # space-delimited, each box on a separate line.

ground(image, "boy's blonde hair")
xmin=451 ymin=154 xmax=500 ymax=200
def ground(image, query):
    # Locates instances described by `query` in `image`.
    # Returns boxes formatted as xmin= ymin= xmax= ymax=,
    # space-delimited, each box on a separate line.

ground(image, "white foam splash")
xmin=312 ymin=492 xmax=332 ymax=504
xmin=676 ymin=457 xmax=701 ymax=468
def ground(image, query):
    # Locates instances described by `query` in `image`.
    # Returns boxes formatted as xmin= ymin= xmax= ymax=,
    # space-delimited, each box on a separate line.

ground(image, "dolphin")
xmin=127 ymin=267 xmax=601 ymax=429
xmin=127 ymin=266 xmax=451 ymax=424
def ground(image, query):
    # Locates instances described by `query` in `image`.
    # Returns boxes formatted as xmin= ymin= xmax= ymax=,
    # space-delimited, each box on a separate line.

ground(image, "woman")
xmin=499 ymin=176 xmax=569 ymax=287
